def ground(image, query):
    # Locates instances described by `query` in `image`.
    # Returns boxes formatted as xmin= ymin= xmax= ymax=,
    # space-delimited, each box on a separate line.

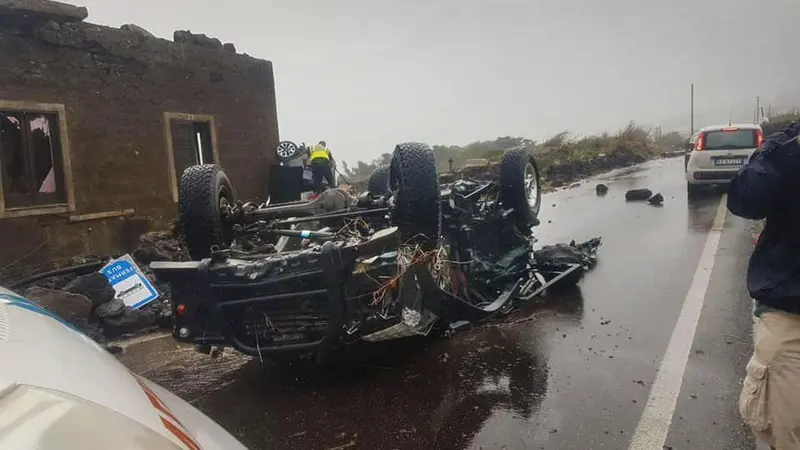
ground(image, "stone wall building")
xmin=0 ymin=0 xmax=279 ymax=277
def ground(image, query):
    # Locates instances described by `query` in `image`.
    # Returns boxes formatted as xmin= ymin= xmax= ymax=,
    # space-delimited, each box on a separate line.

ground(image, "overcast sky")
xmin=71 ymin=0 xmax=799 ymax=165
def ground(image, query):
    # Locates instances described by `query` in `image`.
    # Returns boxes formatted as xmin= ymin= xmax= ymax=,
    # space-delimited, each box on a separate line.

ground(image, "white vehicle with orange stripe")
xmin=0 ymin=286 xmax=248 ymax=450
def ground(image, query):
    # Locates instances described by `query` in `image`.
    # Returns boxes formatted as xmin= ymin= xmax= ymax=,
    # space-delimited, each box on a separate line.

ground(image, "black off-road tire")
xmin=368 ymin=165 xmax=390 ymax=196
xmin=500 ymin=147 xmax=542 ymax=230
xmin=389 ymin=143 xmax=441 ymax=249
xmin=179 ymin=164 xmax=235 ymax=260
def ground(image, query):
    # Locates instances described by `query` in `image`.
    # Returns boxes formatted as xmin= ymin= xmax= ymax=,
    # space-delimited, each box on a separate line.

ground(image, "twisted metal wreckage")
xmin=151 ymin=143 xmax=602 ymax=363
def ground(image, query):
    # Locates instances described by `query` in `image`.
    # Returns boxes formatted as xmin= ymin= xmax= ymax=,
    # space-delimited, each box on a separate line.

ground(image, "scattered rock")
xmin=596 ymin=184 xmax=609 ymax=196
xmin=104 ymin=345 xmax=124 ymax=354
xmin=71 ymin=317 xmax=106 ymax=342
xmin=223 ymin=42 xmax=237 ymax=53
xmin=120 ymin=24 xmax=154 ymax=38
xmin=132 ymin=230 xmax=189 ymax=265
xmin=63 ymin=272 xmax=115 ymax=306
xmin=625 ymin=188 xmax=653 ymax=201
xmin=173 ymin=30 xmax=223 ymax=50
xmin=648 ymin=193 xmax=664 ymax=206
xmin=99 ymin=307 xmax=156 ymax=337
xmin=37 ymin=20 xmax=60 ymax=44
xmin=570 ymin=182 xmax=581 ymax=188
xmin=95 ymin=298 xmax=125 ymax=318
xmin=23 ymin=286 xmax=93 ymax=322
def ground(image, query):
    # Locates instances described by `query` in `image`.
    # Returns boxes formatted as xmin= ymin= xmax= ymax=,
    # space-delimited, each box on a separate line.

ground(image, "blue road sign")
xmin=100 ymin=254 xmax=159 ymax=309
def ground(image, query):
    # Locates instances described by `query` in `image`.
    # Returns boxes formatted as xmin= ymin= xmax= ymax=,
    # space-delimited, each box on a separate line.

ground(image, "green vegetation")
xmin=762 ymin=110 xmax=800 ymax=136
xmin=340 ymin=123 xmax=687 ymax=188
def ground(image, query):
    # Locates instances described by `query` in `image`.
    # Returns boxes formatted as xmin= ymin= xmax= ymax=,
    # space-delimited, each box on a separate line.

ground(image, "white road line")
xmin=628 ymin=194 xmax=728 ymax=450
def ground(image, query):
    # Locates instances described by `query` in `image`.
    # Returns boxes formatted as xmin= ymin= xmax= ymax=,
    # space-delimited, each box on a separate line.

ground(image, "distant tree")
xmin=656 ymin=131 xmax=687 ymax=149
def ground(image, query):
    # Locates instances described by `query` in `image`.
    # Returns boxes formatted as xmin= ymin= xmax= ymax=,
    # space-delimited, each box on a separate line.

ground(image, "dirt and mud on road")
xmin=120 ymin=157 xmax=761 ymax=450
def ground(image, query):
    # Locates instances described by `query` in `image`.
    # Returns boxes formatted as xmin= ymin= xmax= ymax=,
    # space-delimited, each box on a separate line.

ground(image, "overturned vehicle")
xmin=151 ymin=143 xmax=599 ymax=362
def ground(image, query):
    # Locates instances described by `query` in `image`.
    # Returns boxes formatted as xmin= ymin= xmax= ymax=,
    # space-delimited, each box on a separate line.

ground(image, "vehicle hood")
xmin=0 ymin=287 xmax=246 ymax=450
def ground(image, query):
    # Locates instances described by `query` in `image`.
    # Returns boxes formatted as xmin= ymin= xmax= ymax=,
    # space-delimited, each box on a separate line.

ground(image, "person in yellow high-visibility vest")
xmin=309 ymin=140 xmax=335 ymax=194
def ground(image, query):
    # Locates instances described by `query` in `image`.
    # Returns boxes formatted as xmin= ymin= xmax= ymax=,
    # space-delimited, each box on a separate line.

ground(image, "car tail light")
xmin=721 ymin=127 xmax=739 ymax=132
xmin=756 ymin=129 xmax=765 ymax=148
xmin=695 ymin=133 xmax=705 ymax=151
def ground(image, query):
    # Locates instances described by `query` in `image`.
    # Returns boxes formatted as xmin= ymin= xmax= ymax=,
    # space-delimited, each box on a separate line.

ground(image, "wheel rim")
xmin=524 ymin=163 xmax=539 ymax=208
xmin=276 ymin=142 xmax=297 ymax=158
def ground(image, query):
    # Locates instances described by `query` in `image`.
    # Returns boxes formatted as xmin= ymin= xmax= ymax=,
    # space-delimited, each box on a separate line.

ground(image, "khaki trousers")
xmin=740 ymin=311 xmax=800 ymax=450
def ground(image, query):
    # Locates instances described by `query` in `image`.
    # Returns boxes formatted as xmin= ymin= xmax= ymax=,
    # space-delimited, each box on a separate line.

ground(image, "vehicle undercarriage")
xmin=151 ymin=143 xmax=600 ymax=361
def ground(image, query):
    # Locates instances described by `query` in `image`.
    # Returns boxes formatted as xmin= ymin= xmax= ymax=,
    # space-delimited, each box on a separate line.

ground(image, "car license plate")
xmin=713 ymin=157 xmax=744 ymax=166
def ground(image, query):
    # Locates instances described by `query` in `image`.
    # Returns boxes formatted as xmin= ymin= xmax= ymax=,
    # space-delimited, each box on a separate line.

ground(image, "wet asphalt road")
xmin=119 ymin=157 xmax=762 ymax=450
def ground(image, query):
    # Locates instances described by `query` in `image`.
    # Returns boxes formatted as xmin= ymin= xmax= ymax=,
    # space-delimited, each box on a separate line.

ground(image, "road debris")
xmin=95 ymin=298 xmax=125 ymax=318
xmin=23 ymin=286 xmax=93 ymax=323
xmin=536 ymin=238 xmax=602 ymax=270
xmin=596 ymin=183 xmax=609 ymax=196
xmin=625 ymin=188 xmax=653 ymax=201
xmin=648 ymin=193 xmax=664 ymax=206
xmin=5 ymin=229 xmax=188 ymax=343
xmin=100 ymin=307 xmax=157 ymax=337
xmin=63 ymin=272 xmax=115 ymax=306
xmin=151 ymin=144 xmax=604 ymax=363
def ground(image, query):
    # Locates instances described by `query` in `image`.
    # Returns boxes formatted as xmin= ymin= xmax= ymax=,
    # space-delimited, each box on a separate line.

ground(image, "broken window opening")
xmin=0 ymin=110 xmax=66 ymax=209
xmin=170 ymin=118 xmax=214 ymax=182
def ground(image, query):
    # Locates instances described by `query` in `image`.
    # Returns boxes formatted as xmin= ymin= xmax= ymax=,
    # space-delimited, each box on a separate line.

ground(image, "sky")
xmin=69 ymin=0 xmax=800 ymax=165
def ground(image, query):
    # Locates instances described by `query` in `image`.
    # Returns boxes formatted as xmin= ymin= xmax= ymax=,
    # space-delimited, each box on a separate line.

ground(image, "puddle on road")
xmin=120 ymin=287 xmax=586 ymax=450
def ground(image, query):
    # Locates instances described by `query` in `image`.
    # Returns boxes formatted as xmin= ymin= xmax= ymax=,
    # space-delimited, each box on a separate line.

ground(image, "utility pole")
xmin=690 ymin=83 xmax=694 ymax=134
xmin=756 ymin=96 xmax=760 ymax=124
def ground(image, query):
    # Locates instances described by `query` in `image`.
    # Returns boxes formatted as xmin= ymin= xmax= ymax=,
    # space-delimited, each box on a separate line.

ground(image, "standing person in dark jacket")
xmin=728 ymin=122 xmax=800 ymax=450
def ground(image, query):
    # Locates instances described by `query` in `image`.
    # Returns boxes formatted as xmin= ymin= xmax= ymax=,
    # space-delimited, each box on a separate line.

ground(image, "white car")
xmin=0 ymin=286 xmax=248 ymax=450
xmin=685 ymin=123 xmax=765 ymax=196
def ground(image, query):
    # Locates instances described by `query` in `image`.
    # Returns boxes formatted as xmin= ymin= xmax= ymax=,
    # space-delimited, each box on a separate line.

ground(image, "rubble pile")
xmin=131 ymin=230 xmax=191 ymax=324
xmin=17 ymin=229 xmax=189 ymax=342
xmin=23 ymin=272 xmax=156 ymax=341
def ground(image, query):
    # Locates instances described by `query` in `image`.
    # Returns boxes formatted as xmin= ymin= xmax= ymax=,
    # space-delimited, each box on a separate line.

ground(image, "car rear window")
xmin=704 ymin=129 xmax=757 ymax=150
